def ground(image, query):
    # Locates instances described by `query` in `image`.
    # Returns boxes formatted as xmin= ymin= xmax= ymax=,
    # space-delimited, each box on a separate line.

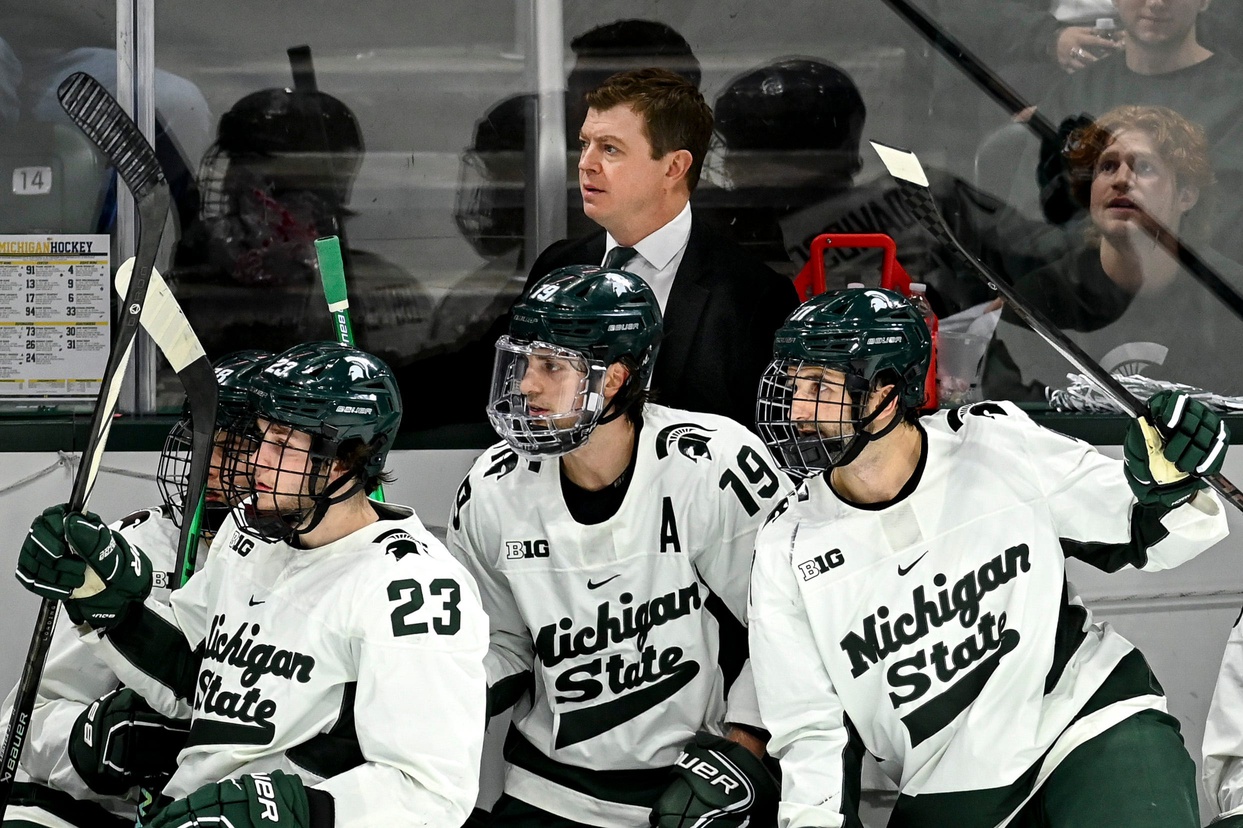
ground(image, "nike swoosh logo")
xmin=554 ymin=659 xmax=700 ymax=748
xmin=898 ymin=551 xmax=929 ymax=577
xmin=587 ymin=574 xmax=620 ymax=590
xmin=248 ymin=596 xmax=265 ymax=606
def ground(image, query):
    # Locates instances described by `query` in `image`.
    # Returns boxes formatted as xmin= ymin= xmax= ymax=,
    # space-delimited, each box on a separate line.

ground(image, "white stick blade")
xmin=114 ymin=258 xmax=206 ymax=373
xmin=869 ymin=141 xmax=930 ymax=187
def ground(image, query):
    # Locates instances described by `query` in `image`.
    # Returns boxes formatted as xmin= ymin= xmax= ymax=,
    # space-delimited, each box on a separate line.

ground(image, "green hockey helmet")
xmin=214 ymin=349 xmax=277 ymax=425
xmin=230 ymin=341 xmax=401 ymax=543
xmin=490 ymin=265 xmax=663 ymax=457
xmin=157 ymin=350 xmax=274 ymax=534
xmin=757 ymin=288 xmax=930 ymax=476
xmin=250 ymin=341 xmax=401 ymax=476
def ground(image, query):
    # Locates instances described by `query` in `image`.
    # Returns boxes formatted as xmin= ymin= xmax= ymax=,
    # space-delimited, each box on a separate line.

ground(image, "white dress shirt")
xmin=602 ymin=202 xmax=692 ymax=315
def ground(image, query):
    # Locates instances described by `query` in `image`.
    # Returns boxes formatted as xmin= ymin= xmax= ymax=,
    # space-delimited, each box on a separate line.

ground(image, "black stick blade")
xmin=56 ymin=72 xmax=165 ymax=202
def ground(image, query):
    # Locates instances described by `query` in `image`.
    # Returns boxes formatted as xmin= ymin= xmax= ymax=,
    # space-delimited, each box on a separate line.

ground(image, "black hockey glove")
xmin=147 ymin=770 xmax=334 ymax=828
xmin=1124 ymin=390 xmax=1230 ymax=509
xmin=650 ymin=732 xmax=779 ymax=828
xmin=68 ymin=687 xmax=190 ymax=795
xmin=15 ymin=505 xmax=152 ymax=629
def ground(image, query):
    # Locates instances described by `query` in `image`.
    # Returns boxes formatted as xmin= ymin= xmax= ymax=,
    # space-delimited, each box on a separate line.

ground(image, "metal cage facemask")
xmin=755 ymin=358 xmax=899 ymax=478
xmin=222 ymin=416 xmax=355 ymax=544
xmin=156 ymin=414 xmax=261 ymax=540
xmin=487 ymin=336 xmax=609 ymax=458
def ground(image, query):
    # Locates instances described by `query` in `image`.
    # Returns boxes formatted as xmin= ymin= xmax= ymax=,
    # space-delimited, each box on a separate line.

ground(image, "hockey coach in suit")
xmin=525 ymin=67 xmax=799 ymax=429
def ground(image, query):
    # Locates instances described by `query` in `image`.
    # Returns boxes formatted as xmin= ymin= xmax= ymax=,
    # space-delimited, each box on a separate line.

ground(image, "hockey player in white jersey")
xmin=1202 ymin=609 xmax=1243 ymax=827
xmin=15 ymin=341 xmax=489 ymax=828
xmin=449 ymin=265 xmax=789 ymax=828
xmin=2 ymin=349 xmax=273 ymax=828
xmin=749 ymin=287 xmax=1231 ymax=828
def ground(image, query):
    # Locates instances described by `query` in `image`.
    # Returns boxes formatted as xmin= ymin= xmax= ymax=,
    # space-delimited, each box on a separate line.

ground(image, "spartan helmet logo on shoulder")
xmin=375 ymin=528 xmax=425 ymax=561
xmin=656 ymin=423 xmax=716 ymax=462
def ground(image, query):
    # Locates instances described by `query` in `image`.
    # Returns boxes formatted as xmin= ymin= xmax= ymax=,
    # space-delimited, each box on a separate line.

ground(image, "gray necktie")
xmin=602 ymin=246 xmax=638 ymax=271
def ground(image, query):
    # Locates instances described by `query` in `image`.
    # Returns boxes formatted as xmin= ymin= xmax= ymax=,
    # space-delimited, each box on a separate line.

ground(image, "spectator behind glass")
xmin=1200 ymin=0 xmax=1243 ymax=62
xmin=1028 ymin=0 xmax=1243 ymax=261
xmin=988 ymin=104 xmax=1243 ymax=399
xmin=924 ymin=0 xmax=1122 ymax=181
xmin=938 ymin=0 xmax=1123 ymax=82
xmin=171 ymin=80 xmax=430 ymax=370
xmin=709 ymin=57 xmax=1067 ymax=318
xmin=0 ymin=33 xmax=209 ymax=237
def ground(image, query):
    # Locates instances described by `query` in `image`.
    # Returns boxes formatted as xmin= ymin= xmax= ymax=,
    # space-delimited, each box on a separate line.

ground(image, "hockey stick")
xmin=315 ymin=235 xmax=386 ymax=502
xmin=877 ymin=0 xmax=1058 ymax=143
xmin=877 ymin=0 xmax=1243 ymax=325
xmin=115 ymin=262 xmax=215 ymax=826
xmin=114 ymin=261 xmax=218 ymax=587
xmin=0 ymin=73 xmax=170 ymax=818
xmin=871 ymin=140 xmax=1243 ymax=513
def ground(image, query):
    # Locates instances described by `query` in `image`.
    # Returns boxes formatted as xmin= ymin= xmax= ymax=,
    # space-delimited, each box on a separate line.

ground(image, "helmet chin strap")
xmin=597 ymin=396 xmax=631 ymax=427
xmin=286 ymin=471 xmax=366 ymax=546
xmin=596 ymin=367 xmax=641 ymax=428
xmin=833 ymin=384 xmax=904 ymax=468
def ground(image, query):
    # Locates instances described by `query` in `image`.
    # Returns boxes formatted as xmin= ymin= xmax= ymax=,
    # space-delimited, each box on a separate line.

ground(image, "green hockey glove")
xmin=15 ymin=505 xmax=153 ymax=629
xmin=68 ymin=687 xmax=190 ymax=795
xmin=147 ymin=770 xmax=333 ymax=828
xmin=650 ymin=732 xmax=779 ymax=828
xmin=1124 ymin=391 xmax=1230 ymax=508
xmin=16 ymin=505 xmax=88 ymax=600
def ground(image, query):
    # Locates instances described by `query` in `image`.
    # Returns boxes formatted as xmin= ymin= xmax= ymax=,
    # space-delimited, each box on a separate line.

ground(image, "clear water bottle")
xmin=1090 ymin=17 xmax=1120 ymax=59
xmin=908 ymin=283 xmax=939 ymax=410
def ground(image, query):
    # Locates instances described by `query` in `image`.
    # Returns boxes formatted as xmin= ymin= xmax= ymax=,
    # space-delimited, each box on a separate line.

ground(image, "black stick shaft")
xmin=0 ymin=73 xmax=169 ymax=819
xmin=872 ymin=141 xmax=1243 ymax=513
xmin=878 ymin=0 xmax=1243 ymax=324
xmin=878 ymin=0 xmax=1059 ymax=143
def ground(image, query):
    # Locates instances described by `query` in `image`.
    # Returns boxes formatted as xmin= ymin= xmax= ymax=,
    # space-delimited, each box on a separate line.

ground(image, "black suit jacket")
xmin=527 ymin=214 xmax=799 ymax=429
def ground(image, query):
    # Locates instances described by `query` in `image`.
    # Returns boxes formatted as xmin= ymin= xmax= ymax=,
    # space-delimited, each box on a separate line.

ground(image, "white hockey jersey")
xmin=749 ymin=401 xmax=1228 ymax=828
xmin=1203 ymin=608 xmax=1243 ymax=822
xmin=0 ymin=505 xmax=197 ymax=828
xmin=84 ymin=502 xmax=489 ymax=828
xmin=448 ymin=405 xmax=791 ymax=828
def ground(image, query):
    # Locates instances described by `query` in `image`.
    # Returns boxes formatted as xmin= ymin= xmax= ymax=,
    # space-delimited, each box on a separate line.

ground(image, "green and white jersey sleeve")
xmin=0 ymin=505 xmax=191 ymax=820
xmin=448 ymin=405 xmax=791 ymax=827
xmin=87 ymin=503 xmax=490 ymax=828
xmin=1204 ymin=608 xmax=1243 ymax=822
xmin=750 ymin=401 xmax=1227 ymax=828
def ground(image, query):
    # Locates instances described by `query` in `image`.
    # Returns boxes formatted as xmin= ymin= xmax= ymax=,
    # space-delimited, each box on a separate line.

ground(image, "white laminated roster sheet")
xmin=0 ymin=234 xmax=110 ymax=401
